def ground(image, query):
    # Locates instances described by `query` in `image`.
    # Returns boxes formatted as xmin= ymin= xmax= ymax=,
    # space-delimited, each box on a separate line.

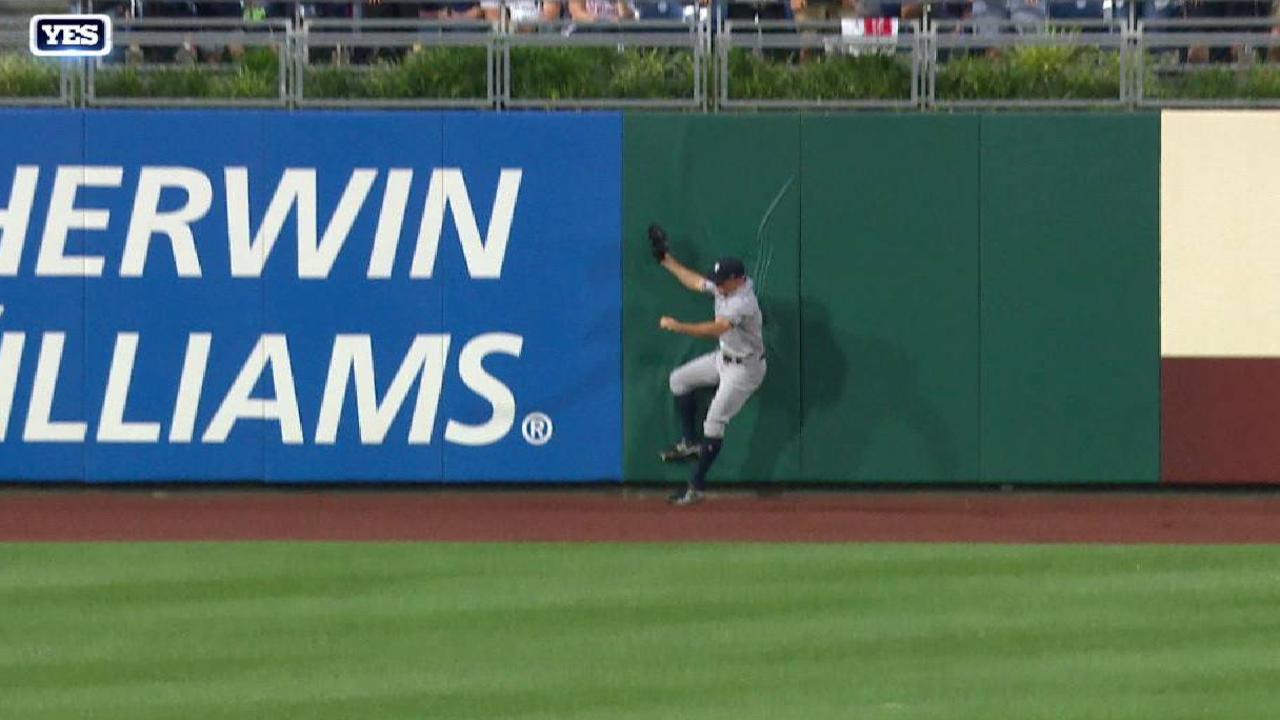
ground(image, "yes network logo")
xmin=29 ymin=14 xmax=112 ymax=57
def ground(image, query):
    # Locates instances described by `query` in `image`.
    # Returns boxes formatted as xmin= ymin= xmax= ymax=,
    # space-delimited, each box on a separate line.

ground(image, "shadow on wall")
xmin=744 ymin=298 xmax=961 ymax=482
xmin=740 ymin=296 xmax=809 ymax=481
xmin=839 ymin=331 xmax=961 ymax=481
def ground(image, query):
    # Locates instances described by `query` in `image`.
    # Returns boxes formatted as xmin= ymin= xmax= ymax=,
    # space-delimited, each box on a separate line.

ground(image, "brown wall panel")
xmin=1162 ymin=358 xmax=1280 ymax=483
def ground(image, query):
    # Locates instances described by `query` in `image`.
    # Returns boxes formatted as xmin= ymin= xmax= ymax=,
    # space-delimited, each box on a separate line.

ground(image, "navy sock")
xmin=675 ymin=393 xmax=697 ymax=444
xmin=690 ymin=438 xmax=723 ymax=491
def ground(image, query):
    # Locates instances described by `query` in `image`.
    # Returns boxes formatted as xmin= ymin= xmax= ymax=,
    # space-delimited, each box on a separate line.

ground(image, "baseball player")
xmin=648 ymin=224 xmax=767 ymax=506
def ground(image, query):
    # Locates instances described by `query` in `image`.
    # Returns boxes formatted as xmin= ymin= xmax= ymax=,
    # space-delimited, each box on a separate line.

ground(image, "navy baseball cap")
xmin=706 ymin=257 xmax=746 ymax=284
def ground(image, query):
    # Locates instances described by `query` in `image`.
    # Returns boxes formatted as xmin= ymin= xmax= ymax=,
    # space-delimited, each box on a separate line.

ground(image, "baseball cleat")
xmin=659 ymin=439 xmax=701 ymax=463
xmin=668 ymin=488 xmax=705 ymax=506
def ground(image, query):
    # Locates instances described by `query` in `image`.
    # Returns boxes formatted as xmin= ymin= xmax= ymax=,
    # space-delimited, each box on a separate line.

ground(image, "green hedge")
xmin=5 ymin=43 xmax=1280 ymax=104
xmin=307 ymin=46 xmax=695 ymax=102
xmin=305 ymin=47 xmax=488 ymax=100
xmin=95 ymin=66 xmax=277 ymax=100
xmin=509 ymin=47 xmax=695 ymax=100
xmin=94 ymin=48 xmax=280 ymax=100
xmin=936 ymin=46 xmax=1121 ymax=102
xmin=1144 ymin=65 xmax=1280 ymax=100
xmin=728 ymin=49 xmax=913 ymax=101
xmin=0 ymin=54 xmax=61 ymax=98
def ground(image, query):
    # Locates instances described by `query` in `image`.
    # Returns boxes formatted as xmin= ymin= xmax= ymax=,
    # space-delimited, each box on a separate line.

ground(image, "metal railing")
xmin=1 ymin=1 xmax=1279 ymax=108
xmin=928 ymin=18 xmax=1130 ymax=108
xmin=0 ymin=17 xmax=73 ymax=105
xmin=297 ymin=18 xmax=496 ymax=107
xmin=85 ymin=17 xmax=292 ymax=106
xmin=1136 ymin=17 xmax=1280 ymax=107
xmin=718 ymin=19 xmax=922 ymax=108
xmin=502 ymin=20 xmax=704 ymax=109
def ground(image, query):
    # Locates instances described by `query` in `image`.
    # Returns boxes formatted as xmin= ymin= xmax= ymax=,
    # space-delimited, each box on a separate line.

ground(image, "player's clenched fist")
xmin=659 ymin=316 xmax=679 ymax=331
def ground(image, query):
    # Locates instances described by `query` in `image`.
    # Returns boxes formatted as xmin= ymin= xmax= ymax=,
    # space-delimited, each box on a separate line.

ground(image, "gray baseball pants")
xmin=668 ymin=351 xmax=766 ymax=439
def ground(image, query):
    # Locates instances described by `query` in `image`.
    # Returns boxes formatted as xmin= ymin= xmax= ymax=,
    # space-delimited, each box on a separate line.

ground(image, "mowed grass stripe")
xmin=1 ymin=544 xmax=1278 ymax=720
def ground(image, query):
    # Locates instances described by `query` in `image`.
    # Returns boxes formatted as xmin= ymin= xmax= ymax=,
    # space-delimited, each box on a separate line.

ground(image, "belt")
xmin=722 ymin=353 xmax=764 ymax=365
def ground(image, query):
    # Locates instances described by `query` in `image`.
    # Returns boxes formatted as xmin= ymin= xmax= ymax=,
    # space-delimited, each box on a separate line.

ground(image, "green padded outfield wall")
xmin=978 ymin=115 xmax=1160 ymax=483
xmin=798 ymin=115 xmax=981 ymax=482
xmin=623 ymin=115 xmax=803 ymax=482
xmin=622 ymin=113 xmax=1161 ymax=484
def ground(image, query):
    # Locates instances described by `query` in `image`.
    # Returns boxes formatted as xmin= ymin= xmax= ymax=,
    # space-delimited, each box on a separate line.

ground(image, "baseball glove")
xmin=648 ymin=223 xmax=670 ymax=262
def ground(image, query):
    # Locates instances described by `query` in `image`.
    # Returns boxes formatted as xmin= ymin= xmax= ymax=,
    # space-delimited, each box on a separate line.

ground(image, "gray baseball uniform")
xmin=668 ymin=278 xmax=767 ymax=438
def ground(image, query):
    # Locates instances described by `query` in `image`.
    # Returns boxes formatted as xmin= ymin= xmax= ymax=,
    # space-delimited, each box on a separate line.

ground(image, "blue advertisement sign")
xmin=0 ymin=110 xmax=622 ymax=482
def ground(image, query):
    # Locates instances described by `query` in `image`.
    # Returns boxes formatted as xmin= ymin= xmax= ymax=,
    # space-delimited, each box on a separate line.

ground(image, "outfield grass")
xmin=2 ymin=544 xmax=1279 ymax=719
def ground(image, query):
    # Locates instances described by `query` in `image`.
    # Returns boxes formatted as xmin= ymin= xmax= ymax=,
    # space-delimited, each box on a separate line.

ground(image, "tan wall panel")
xmin=1161 ymin=110 xmax=1280 ymax=357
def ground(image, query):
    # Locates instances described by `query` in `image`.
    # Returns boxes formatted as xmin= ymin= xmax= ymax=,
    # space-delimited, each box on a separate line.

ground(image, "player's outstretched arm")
xmin=648 ymin=223 xmax=706 ymax=294
xmin=661 ymin=255 xmax=709 ymax=294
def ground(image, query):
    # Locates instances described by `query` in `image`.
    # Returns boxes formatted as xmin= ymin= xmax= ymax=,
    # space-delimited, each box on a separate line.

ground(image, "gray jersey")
xmin=703 ymin=278 xmax=765 ymax=359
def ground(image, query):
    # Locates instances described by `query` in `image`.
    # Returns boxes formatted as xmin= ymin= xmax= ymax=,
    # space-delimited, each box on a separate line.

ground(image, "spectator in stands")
xmin=194 ymin=1 xmax=252 ymax=62
xmin=971 ymin=0 xmax=1046 ymax=33
xmin=791 ymin=0 xmax=857 ymax=23
xmin=93 ymin=1 xmax=134 ymax=15
xmin=788 ymin=0 xmax=856 ymax=61
xmin=436 ymin=1 xmax=485 ymax=18
xmin=91 ymin=1 xmax=136 ymax=63
xmin=482 ymin=0 xmax=563 ymax=25
xmin=890 ymin=1 xmax=961 ymax=25
xmin=359 ymin=0 xmax=413 ymax=18
xmin=722 ymin=0 xmax=791 ymax=22
xmin=241 ymin=0 xmax=269 ymax=20
xmin=137 ymin=1 xmax=198 ymax=62
xmin=350 ymin=0 xmax=413 ymax=62
xmin=1047 ymin=0 xmax=1105 ymax=18
xmin=1110 ymin=0 xmax=1184 ymax=22
xmin=633 ymin=0 xmax=687 ymax=19
xmin=568 ymin=0 xmax=636 ymax=20
xmin=912 ymin=0 xmax=966 ymax=20
xmin=1185 ymin=0 xmax=1274 ymax=62
xmin=715 ymin=0 xmax=792 ymax=62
